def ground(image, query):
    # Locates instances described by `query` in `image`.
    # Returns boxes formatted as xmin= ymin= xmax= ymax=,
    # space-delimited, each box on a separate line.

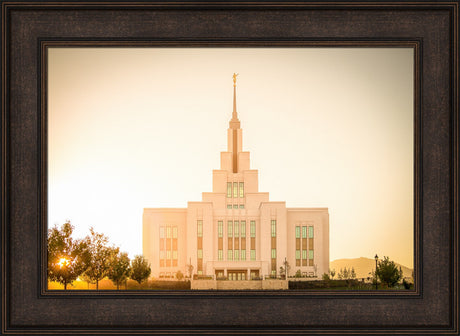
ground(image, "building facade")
xmin=143 ymin=75 xmax=329 ymax=282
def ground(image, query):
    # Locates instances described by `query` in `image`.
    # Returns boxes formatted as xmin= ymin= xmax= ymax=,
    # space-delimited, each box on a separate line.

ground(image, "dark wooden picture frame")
xmin=1 ymin=1 xmax=458 ymax=334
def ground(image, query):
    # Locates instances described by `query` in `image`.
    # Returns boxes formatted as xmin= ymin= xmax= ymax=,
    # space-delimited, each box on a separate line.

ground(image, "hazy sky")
xmin=48 ymin=48 xmax=414 ymax=268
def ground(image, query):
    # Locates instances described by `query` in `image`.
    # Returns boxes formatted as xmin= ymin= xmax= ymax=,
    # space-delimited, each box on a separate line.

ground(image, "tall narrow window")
xmin=239 ymin=182 xmax=244 ymax=197
xmin=234 ymin=250 xmax=239 ymax=260
xmin=250 ymin=221 xmax=256 ymax=237
xmin=166 ymin=227 xmax=171 ymax=238
xmin=197 ymin=249 xmax=203 ymax=259
xmin=308 ymin=226 xmax=314 ymax=238
xmin=302 ymin=250 xmax=307 ymax=260
xmin=218 ymin=220 xmax=223 ymax=262
xmin=295 ymin=226 xmax=300 ymax=238
xmin=227 ymin=221 xmax=233 ymax=237
xmin=271 ymin=220 xmax=276 ymax=237
xmin=241 ymin=221 xmax=246 ymax=237
xmin=227 ymin=182 xmax=232 ymax=198
xmin=172 ymin=227 xmax=178 ymax=239
xmin=197 ymin=220 xmax=203 ymax=237
xmin=234 ymin=221 xmax=239 ymax=237
xmin=309 ymin=249 xmax=314 ymax=266
xmin=271 ymin=220 xmax=276 ymax=274
xmin=227 ymin=250 xmax=233 ymax=260
xmin=250 ymin=220 xmax=256 ymax=261
xmin=233 ymin=182 xmax=238 ymax=198
xmin=159 ymin=227 xmax=165 ymax=238
xmin=302 ymin=226 xmax=307 ymax=238
xmin=218 ymin=221 xmax=223 ymax=238
xmin=241 ymin=249 xmax=246 ymax=260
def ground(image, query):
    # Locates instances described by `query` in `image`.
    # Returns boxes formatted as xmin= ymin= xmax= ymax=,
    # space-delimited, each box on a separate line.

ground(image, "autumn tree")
xmin=47 ymin=221 xmax=89 ymax=290
xmin=82 ymin=227 xmax=118 ymax=290
xmin=107 ymin=251 xmax=131 ymax=290
xmin=130 ymin=255 xmax=151 ymax=285
xmin=79 ymin=272 xmax=95 ymax=289
xmin=375 ymin=256 xmax=403 ymax=287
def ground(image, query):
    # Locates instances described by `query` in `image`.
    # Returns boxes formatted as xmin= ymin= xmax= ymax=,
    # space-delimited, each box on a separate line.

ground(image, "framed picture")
xmin=46 ymin=46 xmax=415 ymax=291
xmin=2 ymin=1 xmax=458 ymax=335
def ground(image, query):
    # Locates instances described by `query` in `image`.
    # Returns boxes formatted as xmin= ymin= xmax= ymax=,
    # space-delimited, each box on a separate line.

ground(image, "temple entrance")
xmin=227 ymin=270 xmax=247 ymax=281
xmin=250 ymin=270 xmax=260 ymax=280
xmin=215 ymin=270 xmax=225 ymax=279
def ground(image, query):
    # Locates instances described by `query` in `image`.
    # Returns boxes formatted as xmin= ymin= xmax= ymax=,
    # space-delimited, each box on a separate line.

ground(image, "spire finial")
xmin=233 ymin=73 xmax=238 ymax=87
xmin=230 ymin=73 xmax=240 ymax=129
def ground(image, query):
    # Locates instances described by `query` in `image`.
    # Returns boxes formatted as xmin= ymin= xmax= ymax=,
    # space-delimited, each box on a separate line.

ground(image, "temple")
xmin=143 ymin=74 xmax=329 ymax=288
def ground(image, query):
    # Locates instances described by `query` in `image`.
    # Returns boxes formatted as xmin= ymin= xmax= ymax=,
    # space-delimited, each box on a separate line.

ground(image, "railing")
xmin=215 ymin=276 xmax=264 ymax=281
xmin=193 ymin=274 xmax=215 ymax=280
xmin=264 ymin=275 xmax=285 ymax=280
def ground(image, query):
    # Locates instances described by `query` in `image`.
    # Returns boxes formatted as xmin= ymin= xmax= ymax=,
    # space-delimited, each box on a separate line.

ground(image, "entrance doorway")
xmin=215 ymin=270 xmax=224 ymax=279
xmin=250 ymin=270 xmax=260 ymax=280
xmin=227 ymin=270 xmax=246 ymax=281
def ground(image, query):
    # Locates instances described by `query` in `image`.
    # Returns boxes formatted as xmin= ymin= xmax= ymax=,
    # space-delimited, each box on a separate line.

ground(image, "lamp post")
xmin=374 ymin=254 xmax=379 ymax=290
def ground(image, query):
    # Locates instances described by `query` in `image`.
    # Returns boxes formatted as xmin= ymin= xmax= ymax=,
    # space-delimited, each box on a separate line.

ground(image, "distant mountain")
xmin=330 ymin=257 xmax=413 ymax=280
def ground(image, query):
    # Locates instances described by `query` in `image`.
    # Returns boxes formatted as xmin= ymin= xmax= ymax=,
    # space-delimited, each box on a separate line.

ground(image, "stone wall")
xmin=191 ymin=279 xmax=217 ymax=290
xmin=217 ymin=280 xmax=262 ymax=290
xmin=191 ymin=279 xmax=289 ymax=290
xmin=262 ymin=279 xmax=289 ymax=290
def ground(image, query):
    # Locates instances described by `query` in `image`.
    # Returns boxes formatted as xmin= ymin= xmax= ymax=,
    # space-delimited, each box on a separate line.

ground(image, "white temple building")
xmin=143 ymin=74 xmax=329 ymax=287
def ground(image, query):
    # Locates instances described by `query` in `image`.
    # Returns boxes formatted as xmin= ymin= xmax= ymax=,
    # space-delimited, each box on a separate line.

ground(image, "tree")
xmin=375 ymin=256 xmax=403 ymax=287
xmin=337 ymin=268 xmax=343 ymax=280
xmin=330 ymin=269 xmax=336 ymax=280
xmin=279 ymin=260 xmax=291 ymax=279
xmin=79 ymin=272 xmax=95 ymax=289
xmin=176 ymin=270 xmax=184 ymax=280
xmin=82 ymin=227 xmax=117 ymax=290
xmin=337 ymin=267 xmax=355 ymax=280
xmin=295 ymin=269 xmax=302 ymax=278
xmin=131 ymin=255 xmax=151 ymax=284
xmin=107 ymin=251 xmax=131 ymax=290
xmin=47 ymin=221 xmax=89 ymax=290
xmin=186 ymin=261 xmax=194 ymax=279
xmin=322 ymin=273 xmax=330 ymax=281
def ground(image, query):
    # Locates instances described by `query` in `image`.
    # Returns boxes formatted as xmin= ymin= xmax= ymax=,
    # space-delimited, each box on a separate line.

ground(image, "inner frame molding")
xmin=2 ymin=2 xmax=457 ymax=334
xmin=39 ymin=39 xmax=422 ymax=298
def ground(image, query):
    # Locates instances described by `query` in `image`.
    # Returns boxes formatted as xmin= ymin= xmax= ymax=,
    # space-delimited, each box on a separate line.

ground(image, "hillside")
xmin=330 ymin=257 xmax=413 ymax=279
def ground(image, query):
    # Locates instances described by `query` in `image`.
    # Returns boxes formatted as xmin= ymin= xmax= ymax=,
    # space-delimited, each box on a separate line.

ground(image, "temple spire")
xmin=229 ymin=73 xmax=240 ymax=129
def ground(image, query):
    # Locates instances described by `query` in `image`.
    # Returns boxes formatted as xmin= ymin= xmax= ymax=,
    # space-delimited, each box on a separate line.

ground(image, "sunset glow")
xmin=58 ymin=257 xmax=69 ymax=268
xmin=48 ymin=48 xmax=414 ymax=268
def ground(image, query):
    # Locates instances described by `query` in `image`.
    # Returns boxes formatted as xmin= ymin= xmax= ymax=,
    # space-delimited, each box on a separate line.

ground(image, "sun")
xmin=58 ymin=257 xmax=69 ymax=268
